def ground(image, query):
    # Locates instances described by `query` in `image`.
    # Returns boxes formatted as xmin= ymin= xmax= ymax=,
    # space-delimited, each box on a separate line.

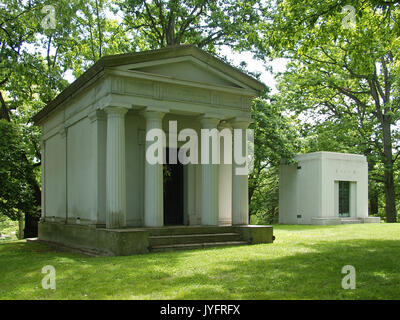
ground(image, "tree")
xmin=257 ymin=0 xmax=400 ymax=222
xmin=0 ymin=0 xmax=53 ymax=236
xmin=249 ymin=95 xmax=300 ymax=223
xmin=0 ymin=120 xmax=40 ymax=225
xmin=0 ymin=0 xmax=127 ymax=236
xmin=113 ymin=0 xmax=263 ymax=51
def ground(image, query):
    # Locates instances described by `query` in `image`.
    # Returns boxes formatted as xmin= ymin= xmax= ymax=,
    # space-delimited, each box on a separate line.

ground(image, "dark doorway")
xmin=339 ymin=181 xmax=350 ymax=217
xmin=163 ymin=148 xmax=184 ymax=225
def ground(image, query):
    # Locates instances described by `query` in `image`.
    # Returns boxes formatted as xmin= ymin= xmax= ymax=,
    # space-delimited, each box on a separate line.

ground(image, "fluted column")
xmin=105 ymin=106 xmax=128 ymax=229
xmin=218 ymin=121 xmax=232 ymax=225
xmin=144 ymin=110 xmax=165 ymax=227
xmin=40 ymin=140 xmax=46 ymax=221
xmin=200 ymin=117 xmax=220 ymax=225
xmin=231 ymin=119 xmax=251 ymax=225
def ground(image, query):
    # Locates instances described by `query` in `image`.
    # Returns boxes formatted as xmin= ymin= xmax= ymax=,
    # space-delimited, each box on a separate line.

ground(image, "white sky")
xmin=219 ymin=45 xmax=287 ymax=93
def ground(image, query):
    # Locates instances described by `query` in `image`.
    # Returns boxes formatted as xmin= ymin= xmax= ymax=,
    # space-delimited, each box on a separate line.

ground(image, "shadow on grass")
xmin=273 ymin=224 xmax=351 ymax=231
xmin=1 ymin=238 xmax=399 ymax=299
xmin=157 ymin=239 xmax=400 ymax=299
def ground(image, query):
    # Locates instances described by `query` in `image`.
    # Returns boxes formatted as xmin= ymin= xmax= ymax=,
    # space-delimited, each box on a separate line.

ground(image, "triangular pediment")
xmin=33 ymin=45 xmax=266 ymax=124
xmin=116 ymin=56 xmax=250 ymax=89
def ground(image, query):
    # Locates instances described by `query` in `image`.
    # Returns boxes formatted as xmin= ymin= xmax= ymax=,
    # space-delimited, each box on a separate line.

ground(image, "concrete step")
xmin=341 ymin=218 xmax=362 ymax=224
xmin=149 ymin=232 xmax=242 ymax=246
xmin=145 ymin=226 xmax=236 ymax=236
xmin=150 ymin=240 xmax=249 ymax=253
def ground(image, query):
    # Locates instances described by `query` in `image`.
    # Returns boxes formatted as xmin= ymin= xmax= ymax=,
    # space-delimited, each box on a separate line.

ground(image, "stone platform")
xmin=38 ymin=222 xmax=274 ymax=256
xmin=311 ymin=217 xmax=381 ymax=225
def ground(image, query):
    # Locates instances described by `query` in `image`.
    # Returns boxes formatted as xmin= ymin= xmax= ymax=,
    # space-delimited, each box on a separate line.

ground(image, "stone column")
xmin=40 ymin=139 xmax=46 ymax=221
xmin=231 ymin=119 xmax=251 ymax=225
xmin=89 ymin=110 xmax=107 ymax=226
xmin=200 ymin=117 xmax=220 ymax=226
xmin=144 ymin=110 xmax=165 ymax=227
xmin=59 ymin=126 xmax=68 ymax=224
xmin=218 ymin=121 xmax=232 ymax=225
xmin=105 ymin=106 xmax=128 ymax=229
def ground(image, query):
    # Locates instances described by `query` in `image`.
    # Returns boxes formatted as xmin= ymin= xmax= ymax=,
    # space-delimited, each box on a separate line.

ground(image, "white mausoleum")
xmin=279 ymin=152 xmax=380 ymax=225
xmin=33 ymin=45 xmax=273 ymax=255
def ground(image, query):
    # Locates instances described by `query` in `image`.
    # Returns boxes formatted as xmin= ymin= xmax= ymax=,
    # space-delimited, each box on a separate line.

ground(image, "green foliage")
xmin=249 ymin=96 xmax=300 ymax=223
xmin=0 ymin=120 xmax=40 ymax=220
xmin=249 ymin=167 xmax=279 ymax=224
xmin=0 ymin=1 xmax=64 ymax=229
xmin=251 ymin=0 xmax=400 ymax=221
xmin=0 ymin=0 xmax=132 ymax=233
xmin=113 ymin=0 xmax=264 ymax=51
xmin=0 ymin=215 xmax=19 ymax=241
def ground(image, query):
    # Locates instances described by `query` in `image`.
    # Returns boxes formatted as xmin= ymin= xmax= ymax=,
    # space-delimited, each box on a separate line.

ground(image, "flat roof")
xmin=295 ymin=151 xmax=366 ymax=162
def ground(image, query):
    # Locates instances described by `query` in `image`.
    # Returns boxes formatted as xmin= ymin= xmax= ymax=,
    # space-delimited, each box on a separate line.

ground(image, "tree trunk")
xmin=382 ymin=117 xmax=397 ymax=222
xmin=366 ymin=156 xmax=379 ymax=216
xmin=166 ymin=12 xmax=176 ymax=46
xmin=18 ymin=212 xmax=24 ymax=239
xmin=0 ymin=91 xmax=10 ymax=121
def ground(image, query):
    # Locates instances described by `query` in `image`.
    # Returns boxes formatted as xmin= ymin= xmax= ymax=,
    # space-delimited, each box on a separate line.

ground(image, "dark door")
xmin=339 ymin=181 xmax=350 ymax=217
xmin=163 ymin=148 xmax=184 ymax=225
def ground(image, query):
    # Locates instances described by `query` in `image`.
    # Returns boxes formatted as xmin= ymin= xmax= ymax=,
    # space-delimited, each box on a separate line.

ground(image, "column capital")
xmin=88 ymin=109 xmax=107 ymax=123
xmin=199 ymin=113 xmax=223 ymax=128
xmin=230 ymin=117 xmax=253 ymax=129
xmin=58 ymin=125 xmax=67 ymax=138
xmin=104 ymin=106 xmax=129 ymax=116
xmin=218 ymin=120 xmax=233 ymax=131
xmin=142 ymin=109 xmax=166 ymax=120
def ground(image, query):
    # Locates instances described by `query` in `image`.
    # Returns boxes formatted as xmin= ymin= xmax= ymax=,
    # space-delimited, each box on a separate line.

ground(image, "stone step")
xmin=341 ymin=219 xmax=362 ymax=224
xmin=145 ymin=226 xmax=236 ymax=236
xmin=149 ymin=232 xmax=242 ymax=246
xmin=150 ymin=240 xmax=249 ymax=253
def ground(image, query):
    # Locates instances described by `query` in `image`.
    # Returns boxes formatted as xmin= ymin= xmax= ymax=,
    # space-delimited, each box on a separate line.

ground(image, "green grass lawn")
xmin=0 ymin=216 xmax=18 ymax=242
xmin=0 ymin=223 xmax=399 ymax=299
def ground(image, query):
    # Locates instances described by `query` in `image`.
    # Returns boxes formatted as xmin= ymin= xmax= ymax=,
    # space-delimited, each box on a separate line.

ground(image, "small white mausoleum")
xmin=279 ymin=152 xmax=380 ymax=225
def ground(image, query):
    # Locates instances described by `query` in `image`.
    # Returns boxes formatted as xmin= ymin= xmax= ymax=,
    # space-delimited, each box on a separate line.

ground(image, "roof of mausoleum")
xmin=294 ymin=151 xmax=367 ymax=162
xmin=33 ymin=45 xmax=266 ymax=124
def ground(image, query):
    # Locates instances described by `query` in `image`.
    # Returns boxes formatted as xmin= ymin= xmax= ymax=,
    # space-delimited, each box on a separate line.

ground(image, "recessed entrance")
xmin=163 ymin=148 xmax=184 ymax=225
xmin=339 ymin=181 xmax=350 ymax=217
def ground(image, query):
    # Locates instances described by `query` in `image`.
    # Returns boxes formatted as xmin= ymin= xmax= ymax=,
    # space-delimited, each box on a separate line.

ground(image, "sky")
xmin=219 ymin=45 xmax=287 ymax=93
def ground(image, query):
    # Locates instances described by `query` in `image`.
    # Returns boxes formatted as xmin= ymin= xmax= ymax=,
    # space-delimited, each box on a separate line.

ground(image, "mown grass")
xmin=0 ymin=216 xmax=18 ymax=242
xmin=0 ymin=223 xmax=399 ymax=299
